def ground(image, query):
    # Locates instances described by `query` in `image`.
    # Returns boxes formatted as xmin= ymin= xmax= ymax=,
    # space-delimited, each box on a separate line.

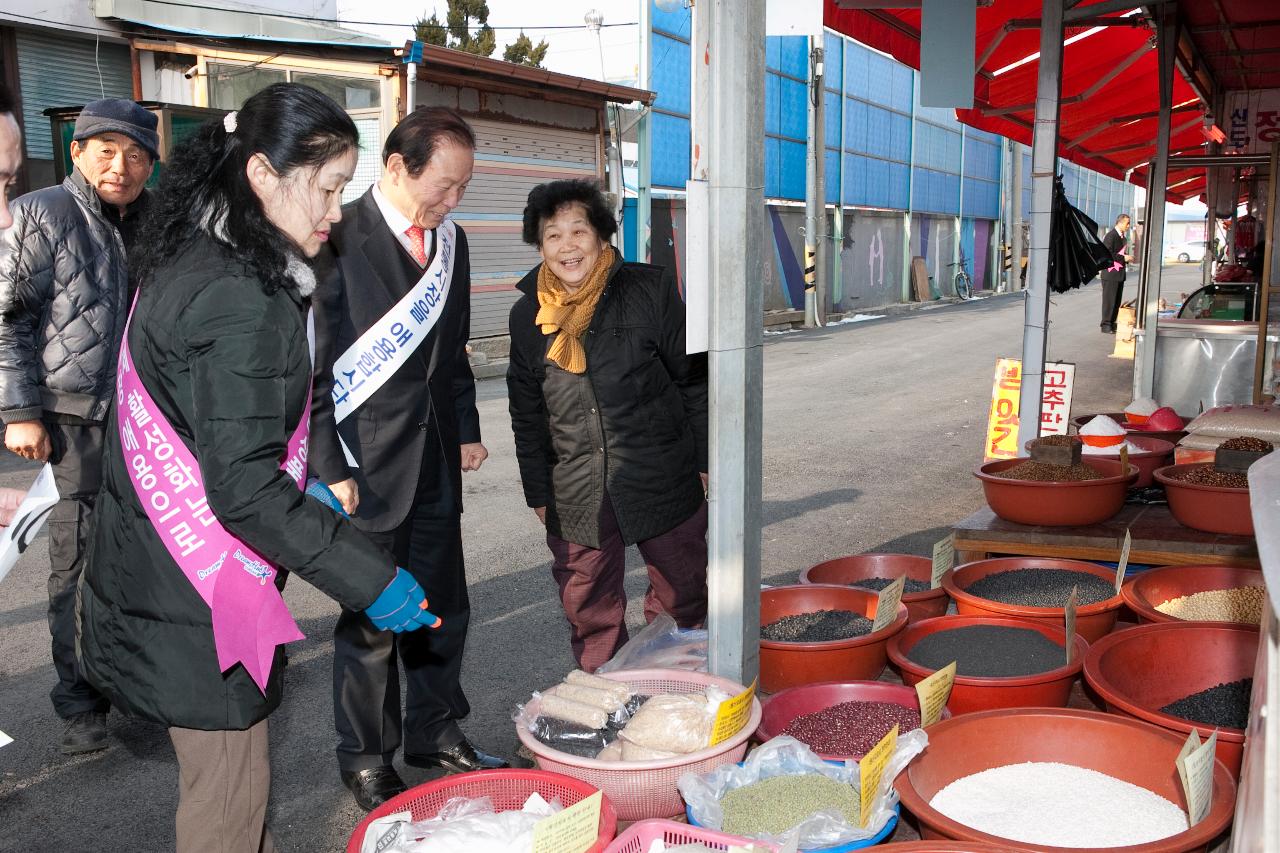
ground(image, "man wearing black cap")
xmin=0 ymin=98 xmax=157 ymax=754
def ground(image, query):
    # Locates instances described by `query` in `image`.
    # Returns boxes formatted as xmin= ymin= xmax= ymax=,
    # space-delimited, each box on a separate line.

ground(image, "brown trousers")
xmin=548 ymin=497 xmax=708 ymax=672
xmin=169 ymin=720 xmax=275 ymax=853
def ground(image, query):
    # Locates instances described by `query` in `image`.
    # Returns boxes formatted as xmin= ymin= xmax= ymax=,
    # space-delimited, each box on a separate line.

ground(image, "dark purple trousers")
xmin=547 ymin=497 xmax=708 ymax=672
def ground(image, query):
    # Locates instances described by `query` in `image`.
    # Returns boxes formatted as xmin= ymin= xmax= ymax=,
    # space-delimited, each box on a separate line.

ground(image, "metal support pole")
xmin=804 ymin=40 xmax=824 ymax=326
xmin=814 ymin=49 xmax=827 ymax=324
xmin=705 ymin=0 xmax=765 ymax=686
xmin=1011 ymin=142 xmax=1024 ymax=290
xmin=1134 ymin=6 xmax=1177 ymax=400
xmin=955 ymin=125 xmax=965 ymax=294
xmin=903 ymin=69 xmax=919 ymax=302
xmin=637 ymin=0 xmax=654 ymax=263
xmin=1017 ymin=0 xmax=1064 ymax=449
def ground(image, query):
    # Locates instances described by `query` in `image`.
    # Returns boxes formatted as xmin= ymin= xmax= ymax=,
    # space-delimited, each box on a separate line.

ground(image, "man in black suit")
xmin=1100 ymin=214 xmax=1133 ymax=334
xmin=311 ymin=106 xmax=507 ymax=812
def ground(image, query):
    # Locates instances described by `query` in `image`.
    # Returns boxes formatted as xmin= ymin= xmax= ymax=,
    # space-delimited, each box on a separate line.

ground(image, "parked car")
xmin=1165 ymin=240 xmax=1207 ymax=263
xmin=1176 ymin=282 xmax=1258 ymax=321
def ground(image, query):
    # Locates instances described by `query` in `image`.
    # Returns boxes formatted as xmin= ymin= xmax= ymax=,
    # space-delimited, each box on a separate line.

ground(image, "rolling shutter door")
xmin=455 ymin=117 xmax=601 ymax=338
xmin=16 ymin=30 xmax=133 ymax=160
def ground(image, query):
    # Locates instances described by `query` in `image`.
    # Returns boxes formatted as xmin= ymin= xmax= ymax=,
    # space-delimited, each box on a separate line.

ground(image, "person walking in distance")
xmin=0 ymin=98 xmax=156 ymax=754
xmin=310 ymin=106 xmax=507 ymax=812
xmin=1100 ymin=214 xmax=1133 ymax=334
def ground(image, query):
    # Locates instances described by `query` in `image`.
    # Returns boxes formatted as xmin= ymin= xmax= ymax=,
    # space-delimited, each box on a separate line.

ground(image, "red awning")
xmin=824 ymin=0 xmax=1215 ymax=203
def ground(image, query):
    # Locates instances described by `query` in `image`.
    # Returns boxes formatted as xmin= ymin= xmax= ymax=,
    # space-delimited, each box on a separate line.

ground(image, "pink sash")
xmin=115 ymin=308 xmax=308 ymax=693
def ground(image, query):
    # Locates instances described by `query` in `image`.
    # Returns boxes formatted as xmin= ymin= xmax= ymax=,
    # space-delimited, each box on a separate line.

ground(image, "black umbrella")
xmin=1047 ymin=176 xmax=1114 ymax=293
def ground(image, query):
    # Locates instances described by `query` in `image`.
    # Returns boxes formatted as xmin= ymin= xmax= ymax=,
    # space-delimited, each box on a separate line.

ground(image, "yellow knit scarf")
xmin=535 ymin=245 xmax=616 ymax=374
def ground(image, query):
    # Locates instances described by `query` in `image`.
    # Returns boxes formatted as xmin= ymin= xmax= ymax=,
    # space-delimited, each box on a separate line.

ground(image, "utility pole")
xmin=1017 ymin=0 xmax=1064 ymax=449
xmin=696 ymin=0 xmax=765 ymax=686
xmin=804 ymin=41 xmax=825 ymax=326
xmin=586 ymin=9 xmax=624 ymax=251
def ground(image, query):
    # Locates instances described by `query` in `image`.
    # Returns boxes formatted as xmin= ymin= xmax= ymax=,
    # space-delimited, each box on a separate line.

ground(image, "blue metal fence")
xmin=646 ymin=2 xmax=1133 ymax=228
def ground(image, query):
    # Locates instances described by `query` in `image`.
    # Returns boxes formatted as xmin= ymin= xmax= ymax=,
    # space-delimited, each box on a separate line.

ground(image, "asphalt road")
xmin=0 ymin=270 xmax=1189 ymax=851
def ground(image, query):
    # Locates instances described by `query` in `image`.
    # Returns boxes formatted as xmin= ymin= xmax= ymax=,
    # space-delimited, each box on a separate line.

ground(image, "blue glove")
xmin=366 ymin=567 xmax=442 ymax=632
xmin=306 ymin=477 xmax=349 ymax=519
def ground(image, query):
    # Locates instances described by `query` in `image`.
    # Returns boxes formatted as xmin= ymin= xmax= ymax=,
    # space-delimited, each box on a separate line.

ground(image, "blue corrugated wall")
xmin=647 ymin=2 xmax=1132 ymax=223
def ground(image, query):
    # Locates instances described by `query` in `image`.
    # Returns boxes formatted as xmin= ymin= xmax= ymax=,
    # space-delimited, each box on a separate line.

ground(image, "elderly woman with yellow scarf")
xmin=506 ymin=179 xmax=709 ymax=672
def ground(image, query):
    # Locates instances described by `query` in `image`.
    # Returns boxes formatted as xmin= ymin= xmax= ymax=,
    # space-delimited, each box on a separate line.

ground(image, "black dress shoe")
xmin=60 ymin=711 xmax=109 ymax=755
xmin=341 ymin=766 xmax=407 ymax=812
xmin=404 ymin=740 xmax=510 ymax=773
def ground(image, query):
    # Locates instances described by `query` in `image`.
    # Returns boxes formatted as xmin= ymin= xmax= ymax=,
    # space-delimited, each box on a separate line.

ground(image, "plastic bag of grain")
xmin=677 ymin=734 xmax=926 ymax=849
xmin=1184 ymin=404 xmax=1280 ymax=441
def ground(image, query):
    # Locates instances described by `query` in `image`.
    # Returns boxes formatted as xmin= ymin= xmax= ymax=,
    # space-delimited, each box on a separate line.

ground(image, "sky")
xmin=334 ymin=0 xmax=645 ymax=84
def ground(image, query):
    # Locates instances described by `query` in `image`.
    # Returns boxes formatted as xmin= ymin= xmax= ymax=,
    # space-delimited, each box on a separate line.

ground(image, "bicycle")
xmin=949 ymin=256 xmax=974 ymax=300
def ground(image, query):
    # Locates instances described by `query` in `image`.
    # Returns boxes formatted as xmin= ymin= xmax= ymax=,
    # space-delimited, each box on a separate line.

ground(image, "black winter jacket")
xmin=1101 ymin=228 xmax=1128 ymax=282
xmin=0 ymin=171 xmax=144 ymax=423
xmin=507 ymin=257 xmax=707 ymax=547
xmin=79 ymin=235 xmax=395 ymax=731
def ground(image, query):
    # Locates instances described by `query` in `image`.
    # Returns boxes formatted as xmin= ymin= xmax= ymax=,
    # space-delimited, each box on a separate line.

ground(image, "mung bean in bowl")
xmin=974 ymin=458 xmax=1136 ymax=527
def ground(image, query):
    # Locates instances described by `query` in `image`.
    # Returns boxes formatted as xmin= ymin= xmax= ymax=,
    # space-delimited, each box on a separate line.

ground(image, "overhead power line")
xmin=126 ymin=0 xmax=640 ymax=31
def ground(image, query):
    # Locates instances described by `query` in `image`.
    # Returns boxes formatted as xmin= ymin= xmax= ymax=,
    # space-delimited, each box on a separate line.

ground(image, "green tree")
xmin=412 ymin=0 xmax=496 ymax=57
xmin=503 ymin=30 xmax=550 ymax=68
xmin=414 ymin=13 xmax=447 ymax=46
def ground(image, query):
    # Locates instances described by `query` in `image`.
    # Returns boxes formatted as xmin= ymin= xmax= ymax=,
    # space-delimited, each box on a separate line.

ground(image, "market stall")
xmin=336 ymin=3 xmax=1278 ymax=851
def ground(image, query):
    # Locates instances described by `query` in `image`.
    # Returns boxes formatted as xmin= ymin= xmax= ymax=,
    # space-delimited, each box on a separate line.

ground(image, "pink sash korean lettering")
xmin=116 ymin=312 xmax=309 ymax=693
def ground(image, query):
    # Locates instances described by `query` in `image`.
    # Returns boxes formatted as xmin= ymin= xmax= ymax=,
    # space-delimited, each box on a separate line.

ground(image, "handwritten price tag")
xmin=1115 ymin=528 xmax=1132 ymax=594
xmin=872 ymin=575 xmax=907 ymax=634
xmin=858 ymin=723 xmax=899 ymax=827
xmin=915 ymin=661 xmax=957 ymax=728
xmin=1176 ymin=729 xmax=1218 ymax=826
xmin=532 ymin=791 xmax=602 ymax=853
xmin=931 ymin=534 xmax=955 ymax=589
xmin=710 ymin=678 xmax=757 ymax=746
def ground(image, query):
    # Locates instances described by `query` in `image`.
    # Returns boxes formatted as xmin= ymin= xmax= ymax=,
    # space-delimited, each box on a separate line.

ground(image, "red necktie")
xmin=404 ymin=225 xmax=427 ymax=266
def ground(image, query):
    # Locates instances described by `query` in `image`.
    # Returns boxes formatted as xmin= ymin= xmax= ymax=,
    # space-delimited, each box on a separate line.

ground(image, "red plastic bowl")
xmin=895 ymin=708 xmax=1237 ymax=852
xmin=878 ymin=844 xmax=1010 ymax=852
xmin=759 ymin=584 xmax=909 ymax=693
xmin=1121 ymin=564 xmax=1266 ymax=626
xmin=975 ymin=458 xmax=1137 ymax=527
xmin=1085 ymin=435 xmax=1174 ymax=488
xmin=1083 ymin=621 xmax=1259 ymax=777
xmin=886 ymin=615 xmax=1087 ymax=715
xmin=754 ymin=680 xmax=951 ymax=761
xmin=943 ymin=557 xmax=1124 ymax=644
xmin=1072 ymin=411 xmax=1191 ymax=445
xmin=346 ymin=768 xmax=617 ymax=853
xmin=1154 ymin=463 xmax=1253 ymax=535
xmin=801 ymin=554 xmax=948 ymax=623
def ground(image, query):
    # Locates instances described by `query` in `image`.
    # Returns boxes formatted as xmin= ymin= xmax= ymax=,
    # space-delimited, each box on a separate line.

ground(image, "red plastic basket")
xmin=345 ymin=768 xmax=618 ymax=853
xmin=604 ymin=819 xmax=781 ymax=852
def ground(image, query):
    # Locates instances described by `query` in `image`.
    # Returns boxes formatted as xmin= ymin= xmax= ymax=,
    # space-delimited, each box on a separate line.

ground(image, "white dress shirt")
xmin=371 ymin=183 xmax=433 ymax=264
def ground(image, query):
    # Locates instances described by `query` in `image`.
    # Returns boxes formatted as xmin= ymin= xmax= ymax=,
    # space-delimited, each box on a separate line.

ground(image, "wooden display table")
xmin=953 ymin=504 xmax=1259 ymax=568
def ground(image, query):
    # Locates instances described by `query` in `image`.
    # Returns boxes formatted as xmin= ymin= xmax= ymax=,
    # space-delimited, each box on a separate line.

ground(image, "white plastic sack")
xmin=1185 ymin=404 xmax=1280 ymax=440
xmin=359 ymin=793 xmax=561 ymax=853
xmin=677 ymin=734 xmax=927 ymax=848
xmin=597 ymin=613 xmax=707 ymax=673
